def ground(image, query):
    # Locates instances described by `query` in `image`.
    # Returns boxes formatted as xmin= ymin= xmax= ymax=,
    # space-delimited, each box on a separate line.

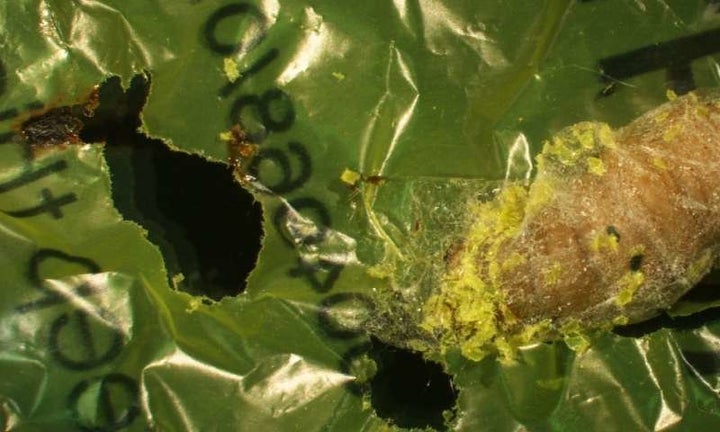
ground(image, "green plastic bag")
xmin=1 ymin=1 xmax=719 ymax=430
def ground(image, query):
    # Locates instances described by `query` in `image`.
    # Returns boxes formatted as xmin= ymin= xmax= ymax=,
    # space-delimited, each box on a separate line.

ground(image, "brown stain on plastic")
xmin=226 ymin=124 xmax=259 ymax=182
xmin=21 ymin=107 xmax=84 ymax=146
xmin=15 ymin=85 xmax=101 ymax=157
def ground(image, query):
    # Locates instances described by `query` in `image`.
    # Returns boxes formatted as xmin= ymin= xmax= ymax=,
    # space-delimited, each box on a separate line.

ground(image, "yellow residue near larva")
xmin=662 ymin=124 xmax=683 ymax=142
xmin=652 ymin=157 xmax=668 ymax=170
xmin=536 ymin=122 xmax=616 ymax=174
xmin=574 ymin=125 xmax=597 ymax=149
xmin=421 ymin=182 xmax=569 ymax=361
xmin=597 ymin=123 xmax=617 ymax=149
xmin=630 ymin=245 xmax=646 ymax=256
xmin=422 ymin=185 xmax=530 ymax=360
xmin=615 ymin=271 xmax=645 ymax=306
xmin=653 ymin=110 xmax=670 ymax=124
xmin=587 ymin=157 xmax=606 ymax=176
xmin=560 ymin=320 xmax=592 ymax=353
xmin=542 ymin=262 xmax=563 ymax=286
xmin=524 ymin=178 xmax=555 ymax=216
xmin=590 ymin=230 xmax=619 ymax=253
xmin=693 ymin=93 xmax=710 ymax=117
xmin=502 ymin=252 xmax=527 ymax=271
xmin=612 ymin=315 xmax=629 ymax=326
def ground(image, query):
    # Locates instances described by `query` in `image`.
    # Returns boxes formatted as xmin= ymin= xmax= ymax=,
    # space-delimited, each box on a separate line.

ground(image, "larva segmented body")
xmin=423 ymin=90 xmax=720 ymax=360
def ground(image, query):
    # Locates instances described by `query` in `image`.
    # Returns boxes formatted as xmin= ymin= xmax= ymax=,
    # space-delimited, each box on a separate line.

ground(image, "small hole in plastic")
xmin=366 ymin=337 xmax=457 ymax=431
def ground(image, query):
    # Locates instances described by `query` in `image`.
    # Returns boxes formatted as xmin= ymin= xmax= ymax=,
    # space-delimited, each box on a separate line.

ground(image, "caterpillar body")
xmin=422 ymin=90 xmax=720 ymax=360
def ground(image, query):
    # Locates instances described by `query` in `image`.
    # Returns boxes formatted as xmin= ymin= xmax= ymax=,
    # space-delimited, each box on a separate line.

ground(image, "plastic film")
xmin=1 ymin=1 xmax=720 ymax=431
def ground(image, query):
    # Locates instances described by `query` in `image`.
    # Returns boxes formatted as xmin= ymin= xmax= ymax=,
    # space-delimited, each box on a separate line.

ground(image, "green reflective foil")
xmin=1 ymin=1 xmax=720 ymax=430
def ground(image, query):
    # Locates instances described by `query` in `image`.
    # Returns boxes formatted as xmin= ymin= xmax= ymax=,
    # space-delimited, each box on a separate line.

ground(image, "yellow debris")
xmin=590 ymin=230 xmax=619 ymax=253
xmin=615 ymin=271 xmax=645 ymax=306
xmin=652 ymin=158 xmax=667 ymax=170
xmin=340 ymin=168 xmax=362 ymax=186
xmin=587 ymin=157 xmax=606 ymax=176
xmin=542 ymin=262 xmax=563 ymax=286
xmin=223 ymin=58 xmax=241 ymax=83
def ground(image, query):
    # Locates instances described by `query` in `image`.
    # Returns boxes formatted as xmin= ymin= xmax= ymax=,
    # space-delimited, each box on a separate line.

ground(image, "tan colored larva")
xmin=422 ymin=89 xmax=720 ymax=360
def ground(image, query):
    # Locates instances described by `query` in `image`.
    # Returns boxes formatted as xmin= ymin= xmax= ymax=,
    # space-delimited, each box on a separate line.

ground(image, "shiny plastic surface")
xmin=1 ymin=1 xmax=720 ymax=430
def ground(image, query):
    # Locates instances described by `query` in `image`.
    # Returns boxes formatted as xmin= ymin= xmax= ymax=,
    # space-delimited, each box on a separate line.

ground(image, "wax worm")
xmin=422 ymin=90 xmax=720 ymax=360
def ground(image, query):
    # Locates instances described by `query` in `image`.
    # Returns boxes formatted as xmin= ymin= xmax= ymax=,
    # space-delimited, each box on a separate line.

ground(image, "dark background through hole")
xmin=366 ymin=337 xmax=457 ymax=431
xmin=81 ymin=75 xmax=263 ymax=300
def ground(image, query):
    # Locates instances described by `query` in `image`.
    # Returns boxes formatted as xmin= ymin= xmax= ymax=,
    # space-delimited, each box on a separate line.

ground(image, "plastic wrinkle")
xmin=680 ymin=326 xmax=720 ymax=394
xmin=359 ymin=44 xmax=419 ymax=177
xmin=379 ymin=50 xmax=419 ymax=175
xmin=0 ymin=354 xmax=48 ymax=421
xmin=501 ymin=131 xmax=533 ymax=183
xmin=74 ymin=1 xmax=156 ymax=67
xmin=567 ymin=349 xmax=648 ymax=429
xmin=635 ymin=338 xmax=686 ymax=430
xmin=418 ymin=0 xmax=505 ymax=64
xmin=17 ymin=2 xmax=69 ymax=90
xmin=391 ymin=0 xmax=413 ymax=36
xmin=277 ymin=7 xmax=346 ymax=85
xmin=143 ymin=349 xmax=352 ymax=425
xmin=0 ymin=399 xmax=22 ymax=431
xmin=6 ymin=273 xmax=134 ymax=346
xmin=280 ymin=198 xmax=360 ymax=267
xmin=42 ymin=273 xmax=134 ymax=338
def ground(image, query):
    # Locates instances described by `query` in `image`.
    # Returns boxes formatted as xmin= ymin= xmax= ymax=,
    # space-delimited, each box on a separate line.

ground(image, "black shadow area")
xmin=366 ymin=337 xmax=457 ymax=431
xmin=81 ymin=75 xmax=263 ymax=300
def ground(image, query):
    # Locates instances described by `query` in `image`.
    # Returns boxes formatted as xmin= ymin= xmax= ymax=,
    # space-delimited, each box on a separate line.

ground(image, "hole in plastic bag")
xmin=366 ymin=337 xmax=457 ymax=431
xmin=80 ymin=75 xmax=263 ymax=300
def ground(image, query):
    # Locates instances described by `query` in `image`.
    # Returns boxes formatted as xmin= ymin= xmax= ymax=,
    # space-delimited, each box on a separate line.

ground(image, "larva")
xmin=422 ymin=90 xmax=720 ymax=360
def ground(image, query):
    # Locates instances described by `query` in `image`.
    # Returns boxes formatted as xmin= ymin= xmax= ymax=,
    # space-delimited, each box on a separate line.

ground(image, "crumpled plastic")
xmin=1 ymin=0 xmax=719 ymax=431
